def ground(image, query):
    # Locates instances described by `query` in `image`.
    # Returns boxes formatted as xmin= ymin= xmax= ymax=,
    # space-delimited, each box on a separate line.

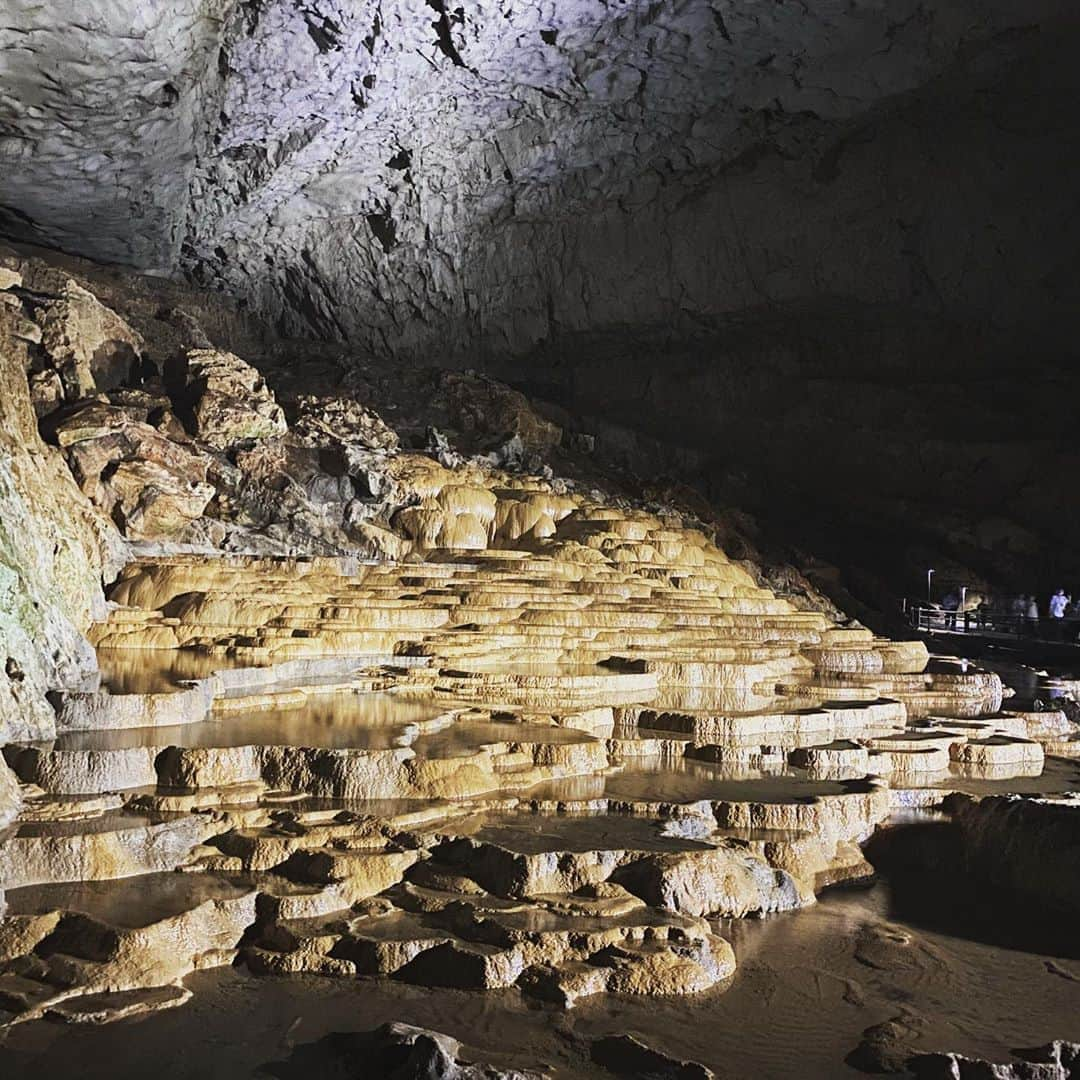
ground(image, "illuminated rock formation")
xmin=0 ymin=238 xmax=1077 ymax=1058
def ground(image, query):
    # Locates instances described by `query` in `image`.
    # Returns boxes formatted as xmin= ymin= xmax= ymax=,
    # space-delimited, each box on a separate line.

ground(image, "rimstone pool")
xmin=3 ymin=537 xmax=1080 ymax=1077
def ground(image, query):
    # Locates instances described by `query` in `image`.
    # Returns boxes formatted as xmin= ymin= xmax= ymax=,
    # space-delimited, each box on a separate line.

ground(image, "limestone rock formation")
xmin=0 ymin=393 xmax=1016 ymax=1028
xmin=50 ymin=402 xmax=215 ymax=540
xmin=434 ymin=371 xmax=562 ymax=461
xmin=0 ymin=244 xmax=1076 ymax=1073
xmin=292 ymin=393 xmax=399 ymax=453
xmin=0 ymin=0 xmax=1071 ymax=366
xmin=31 ymin=279 xmax=145 ymax=404
xmin=0 ymin=758 xmax=20 ymax=832
xmin=591 ymin=1035 xmax=714 ymax=1080
xmin=0 ymin=880 xmax=255 ymax=1023
xmin=1 ymin=0 xmax=1077 ymax=598
xmin=181 ymin=348 xmax=287 ymax=449
xmin=0 ymin=264 xmax=122 ymax=743
xmin=849 ymin=1023 xmax=1080 ymax=1078
xmin=263 ymin=1022 xmax=549 ymax=1080
xmin=847 ymin=1013 xmax=926 ymax=1075
xmin=907 ymin=1041 xmax=1080 ymax=1079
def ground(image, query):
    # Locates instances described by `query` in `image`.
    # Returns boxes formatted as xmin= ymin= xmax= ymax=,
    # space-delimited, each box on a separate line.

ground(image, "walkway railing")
xmin=903 ymin=603 xmax=1080 ymax=643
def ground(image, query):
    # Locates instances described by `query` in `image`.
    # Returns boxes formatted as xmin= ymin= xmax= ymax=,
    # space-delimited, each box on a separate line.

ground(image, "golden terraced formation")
xmin=5 ymin=479 xmax=1074 ymax=1028
xmin=3 ymin=249 xmax=1080 ymax=1071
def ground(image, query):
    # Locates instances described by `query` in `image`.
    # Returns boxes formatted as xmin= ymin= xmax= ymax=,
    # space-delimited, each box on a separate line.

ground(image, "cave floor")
xmin=3 ymin=882 xmax=1080 ymax=1080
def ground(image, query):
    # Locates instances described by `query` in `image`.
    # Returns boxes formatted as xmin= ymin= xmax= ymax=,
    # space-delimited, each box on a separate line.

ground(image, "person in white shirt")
xmin=1048 ymin=589 xmax=1071 ymax=640
xmin=1025 ymin=596 xmax=1039 ymax=637
xmin=1010 ymin=595 xmax=1027 ymax=633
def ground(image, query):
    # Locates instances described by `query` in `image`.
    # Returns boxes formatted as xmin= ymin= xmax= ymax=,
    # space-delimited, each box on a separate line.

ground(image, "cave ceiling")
xmin=2 ymin=0 xmax=1076 ymax=362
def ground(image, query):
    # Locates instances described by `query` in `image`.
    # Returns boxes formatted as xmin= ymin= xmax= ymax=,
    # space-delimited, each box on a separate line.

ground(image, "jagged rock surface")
xmin=0 ymin=243 xmax=1077 ymax=1073
xmin=0 ymin=758 xmax=20 ymax=832
xmin=0 ymin=260 xmax=122 ymax=743
xmin=180 ymin=348 xmax=287 ymax=449
xmin=0 ymin=0 xmax=1072 ymax=364
xmin=1 ymin=1 xmax=1078 ymax=595
xmin=907 ymin=1041 xmax=1080 ymax=1079
xmin=263 ymin=1021 xmax=550 ymax=1080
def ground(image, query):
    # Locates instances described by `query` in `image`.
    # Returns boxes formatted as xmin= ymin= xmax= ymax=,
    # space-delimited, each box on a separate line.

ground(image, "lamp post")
xmin=927 ymin=568 xmax=935 ymax=603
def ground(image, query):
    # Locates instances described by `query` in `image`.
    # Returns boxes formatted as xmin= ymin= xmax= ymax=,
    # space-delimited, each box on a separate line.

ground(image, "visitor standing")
xmin=1010 ymin=594 xmax=1027 ymax=634
xmin=1026 ymin=595 xmax=1040 ymax=637
xmin=942 ymin=590 xmax=959 ymax=630
xmin=1049 ymin=589 xmax=1071 ymax=640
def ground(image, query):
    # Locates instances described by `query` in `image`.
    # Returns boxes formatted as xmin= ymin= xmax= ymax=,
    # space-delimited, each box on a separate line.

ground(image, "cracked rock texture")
xmin=3 ymin=2 xmax=1074 ymax=350
xmin=0 ymin=242 xmax=269 ymax=743
xmin=1 ymin=1 xmax=1078 ymax=592
xmin=0 ymin=261 xmax=122 ymax=744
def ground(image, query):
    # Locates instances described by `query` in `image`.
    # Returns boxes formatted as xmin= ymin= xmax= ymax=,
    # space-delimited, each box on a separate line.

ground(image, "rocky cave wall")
xmin=2 ymin=0 xmax=1078 ymax=600
xmin=0 ymin=269 xmax=117 ymax=744
xmin=0 ymin=242 xmax=276 ymax=742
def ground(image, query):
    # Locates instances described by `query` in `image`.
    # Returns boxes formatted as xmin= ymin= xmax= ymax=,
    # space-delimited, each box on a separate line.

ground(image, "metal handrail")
xmin=903 ymin=602 xmax=1080 ymax=642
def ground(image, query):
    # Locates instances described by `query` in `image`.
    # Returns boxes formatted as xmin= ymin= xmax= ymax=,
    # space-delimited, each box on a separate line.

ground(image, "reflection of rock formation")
xmin=0 ymin=5 xmax=1078 ymax=1066
xmin=950 ymin=795 xmax=1080 ymax=918
xmin=867 ymin=791 xmax=1080 ymax=950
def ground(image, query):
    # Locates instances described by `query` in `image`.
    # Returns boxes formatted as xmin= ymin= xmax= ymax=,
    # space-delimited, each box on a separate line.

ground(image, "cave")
xmin=1 ymin=3 xmax=1079 ymax=1077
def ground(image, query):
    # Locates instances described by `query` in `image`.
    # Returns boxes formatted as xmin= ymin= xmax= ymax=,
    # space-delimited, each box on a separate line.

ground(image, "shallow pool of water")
xmin=96 ymin=648 xmax=264 ymax=694
xmin=47 ymin=694 xmax=447 ymax=752
xmin=3 ymin=881 xmax=1078 ymax=1079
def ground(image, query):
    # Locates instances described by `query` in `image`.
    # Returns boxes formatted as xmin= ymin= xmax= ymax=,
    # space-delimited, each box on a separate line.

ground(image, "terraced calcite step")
xmin=2 ymin=500 xmax=1078 ymax=1030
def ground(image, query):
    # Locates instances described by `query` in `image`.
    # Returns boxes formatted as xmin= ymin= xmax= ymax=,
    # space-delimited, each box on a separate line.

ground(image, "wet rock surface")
xmin=1 ymin=247 xmax=1079 ymax=1077
xmin=3 ymin=883 xmax=1079 ymax=1079
xmin=851 ymin=1036 xmax=1080 ymax=1080
xmin=907 ymin=1042 xmax=1080 ymax=1079
xmin=851 ymin=1025 xmax=1080 ymax=1078
xmin=263 ymin=1021 xmax=550 ymax=1080
xmin=590 ymin=1033 xmax=714 ymax=1079
xmin=867 ymin=792 xmax=1080 ymax=930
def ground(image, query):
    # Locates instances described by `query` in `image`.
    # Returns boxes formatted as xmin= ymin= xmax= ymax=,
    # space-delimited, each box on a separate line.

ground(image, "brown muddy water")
xmin=2 ymin=877 xmax=1079 ymax=1079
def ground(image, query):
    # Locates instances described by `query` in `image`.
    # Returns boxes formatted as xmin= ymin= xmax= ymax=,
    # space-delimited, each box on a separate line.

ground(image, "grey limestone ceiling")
xmin=1 ymin=1 xmax=1077 ymax=361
